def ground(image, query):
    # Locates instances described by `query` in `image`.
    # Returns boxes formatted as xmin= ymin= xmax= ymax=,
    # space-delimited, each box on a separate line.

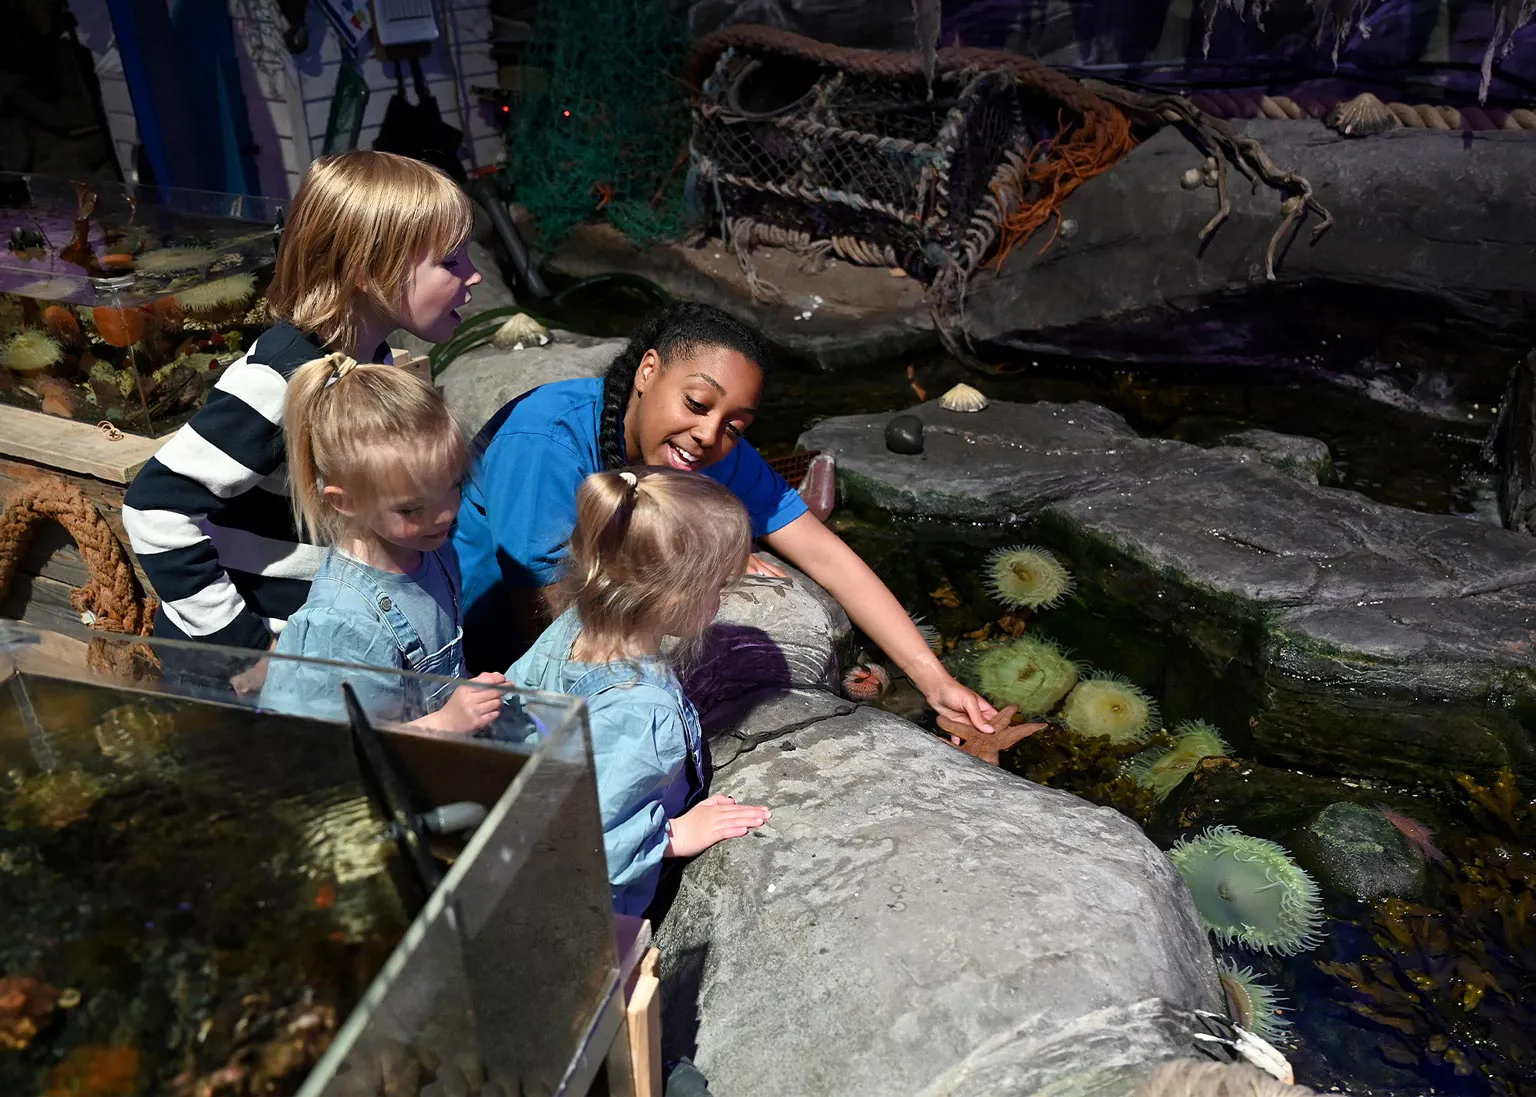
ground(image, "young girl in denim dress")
xmin=259 ymin=355 xmax=506 ymax=731
xmin=509 ymin=467 xmax=772 ymax=918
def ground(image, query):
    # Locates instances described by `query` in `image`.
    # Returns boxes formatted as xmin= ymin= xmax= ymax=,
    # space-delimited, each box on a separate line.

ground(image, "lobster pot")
xmin=691 ymin=50 xmax=1026 ymax=279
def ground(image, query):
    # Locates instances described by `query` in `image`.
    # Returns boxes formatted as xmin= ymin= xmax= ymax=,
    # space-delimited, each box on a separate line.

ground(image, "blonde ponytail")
xmin=559 ymin=467 xmax=751 ymax=656
xmin=282 ymin=354 xmax=466 ymax=545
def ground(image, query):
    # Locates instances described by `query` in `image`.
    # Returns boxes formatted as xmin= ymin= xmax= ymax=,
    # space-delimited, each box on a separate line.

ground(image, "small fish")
xmin=1378 ymin=805 xmax=1447 ymax=866
xmin=311 ymin=882 xmax=337 ymax=911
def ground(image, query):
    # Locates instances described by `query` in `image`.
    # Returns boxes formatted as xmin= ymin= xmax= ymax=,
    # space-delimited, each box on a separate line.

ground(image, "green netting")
xmin=508 ymin=0 xmax=693 ymax=246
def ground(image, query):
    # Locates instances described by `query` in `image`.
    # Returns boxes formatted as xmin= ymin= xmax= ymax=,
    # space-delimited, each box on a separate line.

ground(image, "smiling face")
xmin=395 ymin=242 xmax=482 ymax=344
xmin=624 ymin=346 xmax=764 ymax=471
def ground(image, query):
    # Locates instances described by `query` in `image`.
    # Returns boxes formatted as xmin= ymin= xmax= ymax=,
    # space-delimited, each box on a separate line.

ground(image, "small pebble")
xmin=884 ymin=414 xmax=924 ymax=455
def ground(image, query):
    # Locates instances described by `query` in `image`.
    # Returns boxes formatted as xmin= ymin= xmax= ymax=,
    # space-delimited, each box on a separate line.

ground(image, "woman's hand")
xmin=421 ymin=672 xmax=508 ymax=734
xmin=666 ymin=794 xmax=771 ymax=857
xmin=744 ymin=553 xmax=788 ymax=579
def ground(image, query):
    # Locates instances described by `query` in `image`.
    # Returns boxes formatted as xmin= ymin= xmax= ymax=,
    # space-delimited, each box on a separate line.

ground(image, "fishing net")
xmin=506 ymin=0 xmax=693 ymax=246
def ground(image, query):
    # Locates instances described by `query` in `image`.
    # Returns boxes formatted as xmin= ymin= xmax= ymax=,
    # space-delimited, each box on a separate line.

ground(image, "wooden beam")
xmin=0 ymin=406 xmax=167 ymax=485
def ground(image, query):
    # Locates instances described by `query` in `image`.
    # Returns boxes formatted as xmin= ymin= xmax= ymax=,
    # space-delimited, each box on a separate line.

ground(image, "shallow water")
xmin=0 ymin=675 xmax=409 ymax=1096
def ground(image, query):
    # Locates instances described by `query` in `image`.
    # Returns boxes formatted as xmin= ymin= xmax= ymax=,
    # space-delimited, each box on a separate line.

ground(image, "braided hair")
xmin=598 ymin=302 xmax=773 ymax=470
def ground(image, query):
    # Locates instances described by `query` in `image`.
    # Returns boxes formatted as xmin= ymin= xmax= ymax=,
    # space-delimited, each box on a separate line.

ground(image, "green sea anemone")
xmin=133 ymin=247 xmax=217 ymax=274
xmin=1061 ymin=673 xmax=1157 ymax=744
xmin=177 ymin=273 xmax=256 ymax=314
xmin=974 ymin=636 xmax=1079 ymax=716
xmin=1169 ymin=825 xmax=1325 ymax=955
xmin=1216 ymin=956 xmax=1291 ymax=1043
xmin=1 ymin=329 xmax=64 ymax=374
xmin=985 ymin=545 xmax=1074 ymax=610
xmin=1126 ymin=719 xmax=1230 ymax=801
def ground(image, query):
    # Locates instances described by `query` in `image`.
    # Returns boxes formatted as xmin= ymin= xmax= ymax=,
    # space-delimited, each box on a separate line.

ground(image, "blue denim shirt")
xmin=510 ymin=608 xmax=707 ymax=916
xmin=260 ymin=547 xmax=466 ymax=725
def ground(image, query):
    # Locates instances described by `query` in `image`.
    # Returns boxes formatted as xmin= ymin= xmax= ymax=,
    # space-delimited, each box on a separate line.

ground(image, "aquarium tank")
xmin=0 ymin=624 xmax=621 ymax=1097
xmin=0 ymin=173 xmax=283 ymax=439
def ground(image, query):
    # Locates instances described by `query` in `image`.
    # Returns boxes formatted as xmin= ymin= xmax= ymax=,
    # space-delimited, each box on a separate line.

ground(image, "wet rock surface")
xmin=1293 ymin=802 xmax=1427 ymax=901
xmin=801 ymin=399 xmax=1536 ymax=783
xmin=1213 ymin=428 xmax=1332 ymax=484
xmin=436 ymin=335 xmax=623 ymax=435
xmin=656 ymin=688 xmax=1220 ymax=1097
xmin=1487 ymin=351 xmax=1536 ymax=535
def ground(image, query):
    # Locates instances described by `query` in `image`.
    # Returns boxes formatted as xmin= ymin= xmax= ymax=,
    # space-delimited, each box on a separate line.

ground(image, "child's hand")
xmin=428 ymin=672 xmax=508 ymax=734
xmin=230 ymin=636 xmax=279 ymax=696
xmin=744 ymin=553 xmax=788 ymax=579
xmin=665 ymin=794 xmax=771 ymax=858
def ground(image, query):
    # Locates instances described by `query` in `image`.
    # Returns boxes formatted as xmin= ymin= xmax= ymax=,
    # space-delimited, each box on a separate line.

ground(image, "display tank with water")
xmin=0 ymin=625 xmax=622 ymax=1096
xmin=0 ymin=173 xmax=283 ymax=438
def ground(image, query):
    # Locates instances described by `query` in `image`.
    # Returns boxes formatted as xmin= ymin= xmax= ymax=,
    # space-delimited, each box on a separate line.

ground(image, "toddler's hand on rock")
xmin=666 ymin=794 xmax=771 ymax=858
xmin=744 ymin=553 xmax=788 ymax=579
xmin=430 ymin=672 xmax=508 ymax=733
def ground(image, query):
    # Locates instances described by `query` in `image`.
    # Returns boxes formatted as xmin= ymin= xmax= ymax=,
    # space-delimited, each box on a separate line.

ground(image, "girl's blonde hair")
xmin=266 ymin=150 xmax=473 ymax=354
xmin=284 ymin=353 xmax=466 ymax=544
xmin=560 ymin=468 xmax=752 ymax=654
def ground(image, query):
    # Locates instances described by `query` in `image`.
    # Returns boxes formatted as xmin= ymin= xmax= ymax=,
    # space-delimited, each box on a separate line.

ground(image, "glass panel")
xmin=0 ymin=172 xmax=285 ymax=437
xmin=0 ymin=625 xmax=617 ymax=1097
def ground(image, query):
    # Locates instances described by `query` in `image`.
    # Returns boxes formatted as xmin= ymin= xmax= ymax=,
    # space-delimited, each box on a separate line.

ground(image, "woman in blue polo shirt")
xmin=453 ymin=302 xmax=998 ymax=734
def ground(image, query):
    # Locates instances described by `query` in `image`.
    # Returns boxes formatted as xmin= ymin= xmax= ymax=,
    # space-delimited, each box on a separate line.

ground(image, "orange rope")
xmin=991 ymin=107 xmax=1137 ymax=268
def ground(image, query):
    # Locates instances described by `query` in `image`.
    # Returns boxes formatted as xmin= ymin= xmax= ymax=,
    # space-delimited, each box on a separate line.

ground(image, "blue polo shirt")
xmin=454 ymin=377 xmax=806 ymax=668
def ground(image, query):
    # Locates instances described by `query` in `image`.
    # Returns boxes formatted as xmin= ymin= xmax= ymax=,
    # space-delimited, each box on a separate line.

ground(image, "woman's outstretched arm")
xmin=762 ymin=512 xmax=998 ymax=733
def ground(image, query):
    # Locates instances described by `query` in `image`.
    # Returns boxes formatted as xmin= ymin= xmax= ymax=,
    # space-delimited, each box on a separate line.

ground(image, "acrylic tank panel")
xmin=0 ymin=625 xmax=620 ymax=1097
xmin=0 ymin=172 xmax=283 ymax=438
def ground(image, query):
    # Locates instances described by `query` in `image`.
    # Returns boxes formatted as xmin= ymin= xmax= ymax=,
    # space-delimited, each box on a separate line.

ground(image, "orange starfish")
xmin=594 ymin=181 xmax=614 ymax=210
xmin=937 ymin=705 xmax=1047 ymax=766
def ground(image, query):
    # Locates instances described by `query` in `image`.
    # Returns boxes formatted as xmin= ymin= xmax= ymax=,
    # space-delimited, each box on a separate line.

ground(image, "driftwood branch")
xmin=1083 ymin=80 xmax=1336 ymax=280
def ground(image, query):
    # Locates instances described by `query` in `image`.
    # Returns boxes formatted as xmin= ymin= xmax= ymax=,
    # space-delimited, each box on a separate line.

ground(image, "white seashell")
xmin=491 ymin=312 xmax=548 ymax=349
xmin=1180 ymin=167 xmax=1203 ymax=190
xmin=939 ymin=382 xmax=988 ymax=413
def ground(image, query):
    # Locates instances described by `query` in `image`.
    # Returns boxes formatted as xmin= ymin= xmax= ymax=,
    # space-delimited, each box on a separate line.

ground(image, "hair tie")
xmin=618 ymin=470 xmax=638 ymax=489
xmin=321 ymin=352 xmax=359 ymax=389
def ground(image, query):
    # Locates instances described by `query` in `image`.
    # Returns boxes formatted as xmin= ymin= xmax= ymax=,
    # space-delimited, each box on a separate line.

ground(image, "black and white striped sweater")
xmin=123 ymin=323 xmax=384 ymax=649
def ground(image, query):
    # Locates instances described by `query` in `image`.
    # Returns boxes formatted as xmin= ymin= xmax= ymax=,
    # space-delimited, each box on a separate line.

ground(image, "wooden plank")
xmin=0 ymin=405 xmax=168 ymax=485
xmin=0 ymin=572 xmax=90 ymax=639
xmin=625 ymin=949 xmax=662 ymax=1097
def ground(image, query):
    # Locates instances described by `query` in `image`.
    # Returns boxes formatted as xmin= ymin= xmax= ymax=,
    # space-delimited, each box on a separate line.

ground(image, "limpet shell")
xmin=1324 ymin=92 xmax=1401 ymax=137
xmin=938 ymin=382 xmax=988 ymax=413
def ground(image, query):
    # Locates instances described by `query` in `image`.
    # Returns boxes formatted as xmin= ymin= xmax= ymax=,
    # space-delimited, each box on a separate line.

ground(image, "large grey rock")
xmin=966 ymin=122 xmax=1536 ymax=349
xmin=656 ymin=689 xmax=1220 ymax=1097
xmin=801 ymin=400 xmax=1536 ymax=783
xmin=437 ymin=336 xmax=623 ymax=435
xmin=685 ymin=564 xmax=852 ymax=725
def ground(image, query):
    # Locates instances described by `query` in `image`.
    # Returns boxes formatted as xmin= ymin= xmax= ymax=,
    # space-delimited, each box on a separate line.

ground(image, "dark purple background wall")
xmin=686 ymin=0 xmax=1536 ymax=104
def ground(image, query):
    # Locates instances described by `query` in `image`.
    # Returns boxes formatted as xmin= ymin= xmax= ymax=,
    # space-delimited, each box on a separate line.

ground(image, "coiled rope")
xmin=1190 ymin=89 xmax=1536 ymax=131
xmin=0 ymin=477 xmax=160 ymax=677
